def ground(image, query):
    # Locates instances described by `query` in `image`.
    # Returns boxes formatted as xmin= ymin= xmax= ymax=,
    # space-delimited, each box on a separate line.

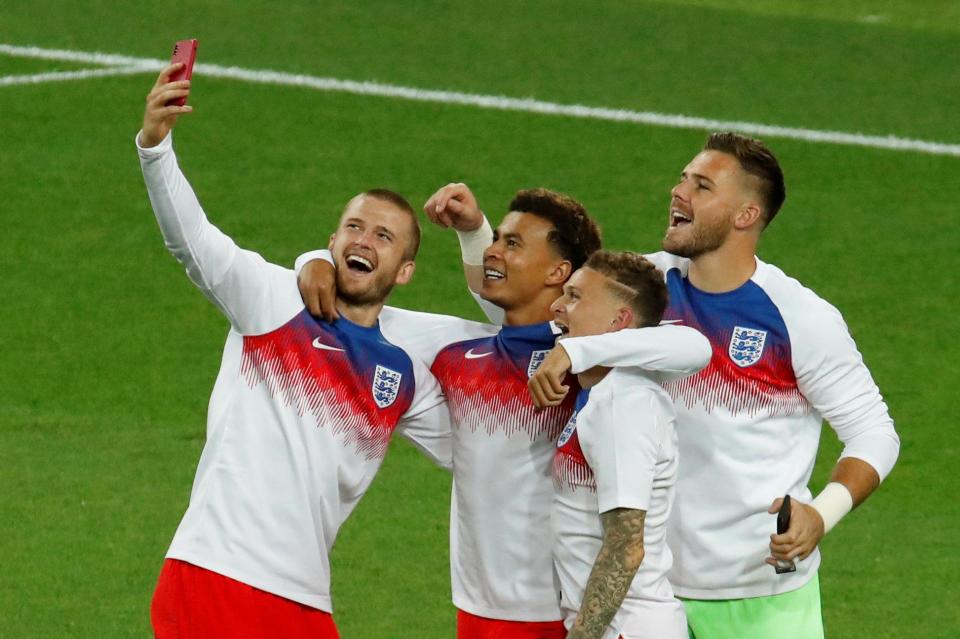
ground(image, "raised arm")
xmin=138 ymin=65 xmax=300 ymax=335
xmin=422 ymin=182 xmax=493 ymax=296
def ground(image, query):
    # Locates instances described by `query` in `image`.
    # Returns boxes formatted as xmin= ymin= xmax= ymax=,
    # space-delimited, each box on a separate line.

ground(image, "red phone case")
xmin=166 ymin=39 xmax=198 ymax=106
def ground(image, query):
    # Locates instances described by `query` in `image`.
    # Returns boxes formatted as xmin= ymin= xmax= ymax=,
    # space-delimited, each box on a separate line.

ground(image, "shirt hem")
xmin=166 ymin=549 xmax=333 ymax=612
xmin=453 ymin=595 xmax=562 ymax=622
xmin=673 ymin=569 xmax=816 ymax=601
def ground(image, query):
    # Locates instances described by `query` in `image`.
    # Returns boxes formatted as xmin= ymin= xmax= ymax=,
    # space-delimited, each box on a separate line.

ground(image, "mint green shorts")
xmin=682 ymin=573 xmax=824 ymax=639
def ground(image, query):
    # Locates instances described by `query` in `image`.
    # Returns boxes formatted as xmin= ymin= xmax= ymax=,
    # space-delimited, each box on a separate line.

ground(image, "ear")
xmin=394 ymin=260 xmax=416 ymax=286
xmin=609 ymin=307 xmax=635 ymax=332
xmin=327 ymin=233 xmax=336 ymax=250
xmin=545 ymin=260 xmax=573 ymax=287
xmin=734 ymin=202 xmax=764 ymax=231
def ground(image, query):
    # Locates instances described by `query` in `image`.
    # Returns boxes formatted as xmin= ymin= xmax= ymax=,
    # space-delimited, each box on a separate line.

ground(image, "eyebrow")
xmin=343 ymin=218 xmax=396 ymax=237
xmin=681 ymin=171 xmax=716 ymax=185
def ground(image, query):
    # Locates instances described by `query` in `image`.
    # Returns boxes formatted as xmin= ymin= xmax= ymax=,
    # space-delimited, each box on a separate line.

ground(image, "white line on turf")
xmin=0 ymin=66 xmax=149 ymax=87
xmin=1 ymin=42 xmax=958 ymax=157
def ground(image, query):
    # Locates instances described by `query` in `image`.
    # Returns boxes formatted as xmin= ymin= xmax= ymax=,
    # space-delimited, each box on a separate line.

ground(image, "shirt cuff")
xmin=136 ymin=129 xmax=173 ymax=158
xmin=294 ymin=249 xmax=335 ymax=274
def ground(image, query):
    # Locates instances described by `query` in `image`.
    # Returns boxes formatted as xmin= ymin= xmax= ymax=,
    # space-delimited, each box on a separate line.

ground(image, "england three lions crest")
xmin=528 ymin=349 xmax=550 ymax=378
xmin=729 ymin=326 xmax=768 ymax=368
xmin=372 ymin=365 xmax=403 ymax=408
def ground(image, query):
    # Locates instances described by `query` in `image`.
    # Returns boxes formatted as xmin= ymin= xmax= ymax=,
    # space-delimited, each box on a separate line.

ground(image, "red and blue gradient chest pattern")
xmin=553 ymin=388 xmax=595 ymax=491
xmin=660 ymin=269 xmax=807 ymax=417
xmin=431 ymin=322 xmax=576 ymax=440
xmin=240 ymin=309 xmax=415 ymax=459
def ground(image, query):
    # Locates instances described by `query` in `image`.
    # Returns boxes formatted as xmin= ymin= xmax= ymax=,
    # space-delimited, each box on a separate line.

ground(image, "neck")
xmin=577 ymin=365 xmax=610 ymax=389
xmin=335 ymin=299 xmax=384 ymax=327
xmin=502 ymin=289 xmax=560 ymax=326
xmin=687 ymin=237 xmax=758 ymax=293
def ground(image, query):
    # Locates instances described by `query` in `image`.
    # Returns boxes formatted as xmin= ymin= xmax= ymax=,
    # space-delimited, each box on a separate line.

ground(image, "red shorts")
xmin=151 ymin=558 xmax=339 ymax=639
xmin=457 ymin=609 xmax=567 ymax=639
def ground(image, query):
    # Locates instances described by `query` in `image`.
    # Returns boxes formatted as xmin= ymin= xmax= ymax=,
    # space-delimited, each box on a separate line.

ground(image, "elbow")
xmin=672 ymin=326 xmax=712 ymax=374
xmin=841 ymin=424 xmax=901 ymax=483
xmin=883 ymin=429 xmax=901 ymax=480
xmin=690 ymin=330 xmax=712 ymax=371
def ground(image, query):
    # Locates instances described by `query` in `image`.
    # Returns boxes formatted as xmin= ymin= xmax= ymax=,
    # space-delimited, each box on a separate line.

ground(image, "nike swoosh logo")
xmin=312 ymin=337 xmax=346 ymax=352
xmin=660 ymin=319 xmax=684 ymax=325
xmin=464 ymin=348 xmax=493 ymax=359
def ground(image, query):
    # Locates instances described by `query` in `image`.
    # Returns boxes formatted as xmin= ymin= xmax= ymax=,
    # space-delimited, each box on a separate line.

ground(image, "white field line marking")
xmin=2 ymin=43 xmax=959 ymax=157
xmin=0 ymin=66 xmax=148 ymax=87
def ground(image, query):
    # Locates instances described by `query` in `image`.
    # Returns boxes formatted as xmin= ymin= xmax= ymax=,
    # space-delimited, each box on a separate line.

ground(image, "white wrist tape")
xmin=810 ymin=482 xmax=854 ymax=534
xmin=456 ymin=217 xmax=494 ymax=266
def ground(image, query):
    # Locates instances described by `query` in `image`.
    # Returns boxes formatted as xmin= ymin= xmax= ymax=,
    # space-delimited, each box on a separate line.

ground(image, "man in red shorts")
xmin=138 ymin=64 xmax=454 ymax=638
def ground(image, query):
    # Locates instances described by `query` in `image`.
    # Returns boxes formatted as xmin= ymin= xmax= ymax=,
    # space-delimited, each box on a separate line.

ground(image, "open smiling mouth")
xmin=345 ymin=254 xmax=374 ymax=273
xmin=670 ymin=209 xmax=692 ymax=228
xmin=484 ymin=268 xmax=505 ymax=281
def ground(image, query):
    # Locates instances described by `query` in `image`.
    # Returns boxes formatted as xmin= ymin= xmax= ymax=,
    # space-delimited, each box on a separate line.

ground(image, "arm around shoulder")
xmin=561 ymin=324 xmax=711 ymax=379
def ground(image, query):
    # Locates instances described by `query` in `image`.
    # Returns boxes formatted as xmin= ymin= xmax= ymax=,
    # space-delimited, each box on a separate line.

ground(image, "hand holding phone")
xmin=139 ymin=40 xmax=199 ymax=148
xmin=166 ymin=39 xmax=198 ymax=106
xmin=774 ymin=495 xmax=797 ymax=574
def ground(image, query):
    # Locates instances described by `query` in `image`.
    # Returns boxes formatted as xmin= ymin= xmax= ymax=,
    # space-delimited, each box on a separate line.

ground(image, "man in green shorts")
xmin=529 ymin=133 xmax=901 ymax=637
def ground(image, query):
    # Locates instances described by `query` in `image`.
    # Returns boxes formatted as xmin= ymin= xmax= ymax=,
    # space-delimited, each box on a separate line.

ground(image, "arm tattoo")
xmin=568 ymin=508 xmax=646 ymax=639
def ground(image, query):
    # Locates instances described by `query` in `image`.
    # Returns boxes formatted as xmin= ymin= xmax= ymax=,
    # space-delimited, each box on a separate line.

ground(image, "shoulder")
xmin=644 ymin=251 xmax=690 ymax=278
xmin=752 ymin=260 xmax=851 ymax=348
xmin=379 ymin=306 xmax=497 ymax=364
xmin=379 ymin=306 xmax=491 ymax=333
xmin=433 ymin=333 xmax=495 ymax=363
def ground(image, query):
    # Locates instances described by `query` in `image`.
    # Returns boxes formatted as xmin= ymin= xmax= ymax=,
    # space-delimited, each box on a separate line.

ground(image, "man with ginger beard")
xmin=528 ymin=133 xmax=901 ymax=639
xmin=138 ymin=63 xmax=454 ymax=639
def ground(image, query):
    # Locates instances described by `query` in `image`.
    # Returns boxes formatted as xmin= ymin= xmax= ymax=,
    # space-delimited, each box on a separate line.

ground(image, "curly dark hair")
xmin=507 ymin=188 xmax=602 ymax=269
xmin=584 ymin=250 xmax=667 ymax=327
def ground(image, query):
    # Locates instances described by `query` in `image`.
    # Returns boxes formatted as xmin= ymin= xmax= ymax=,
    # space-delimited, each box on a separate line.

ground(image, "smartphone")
xmin=166 ymin=39 xmax=198 ymax=106
xmin=774 ymin=494 xmax=797 ymax=574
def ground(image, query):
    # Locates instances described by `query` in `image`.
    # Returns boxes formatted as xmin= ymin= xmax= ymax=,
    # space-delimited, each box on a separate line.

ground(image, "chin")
xmin=662 ymin=236 xmax=698 ymax=258
xmin=478 ymin=284 xmax=502 ymax=303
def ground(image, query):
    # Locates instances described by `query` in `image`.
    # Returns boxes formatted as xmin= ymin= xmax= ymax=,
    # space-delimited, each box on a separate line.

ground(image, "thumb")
xmin=768 ymin=497 xmax=784 ymax=514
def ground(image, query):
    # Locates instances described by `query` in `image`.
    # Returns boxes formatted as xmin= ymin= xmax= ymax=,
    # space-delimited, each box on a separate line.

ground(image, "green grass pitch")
xmin=0 ymin=1 xmax=957 ymax=637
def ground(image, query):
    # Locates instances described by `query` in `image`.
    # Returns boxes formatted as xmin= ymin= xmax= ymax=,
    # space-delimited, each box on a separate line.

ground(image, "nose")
xmin=671 ymin=180 xmax=690 ymax=203
xmin=484 ymin=238 xmax=503 ymax=262
xmin=351 ymin=230 xmax=373 ymax=247
xmin=550 ymin=296 xmax=564 ymax=314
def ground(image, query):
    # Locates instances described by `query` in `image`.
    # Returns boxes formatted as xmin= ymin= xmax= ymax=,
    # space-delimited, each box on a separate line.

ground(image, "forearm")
xmin=569 ymin=508 xmax=645 ymax=639
xmin=561 ymin=325 xmax=710 ymax=380
xmin=828 ymin=456 xmax=880 ymax=508
xmin=464 ymin=263 xmax=483 ymax=294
